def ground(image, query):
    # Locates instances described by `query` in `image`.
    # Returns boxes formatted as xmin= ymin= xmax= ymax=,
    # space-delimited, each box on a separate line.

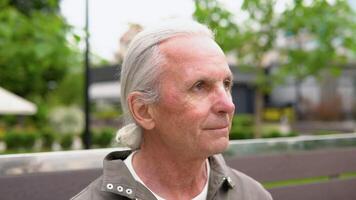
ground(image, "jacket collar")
xmin=207 ymin=154 xmax=236 ymax=199
xmin=100 ymin=150 xmax=235 ymax=199
xmin=100 ymin=150 xmax=157 ymax=199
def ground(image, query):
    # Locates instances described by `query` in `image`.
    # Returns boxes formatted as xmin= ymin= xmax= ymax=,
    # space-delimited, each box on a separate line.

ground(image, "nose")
xmin=212 ymin=85 xmax=235 ymax=115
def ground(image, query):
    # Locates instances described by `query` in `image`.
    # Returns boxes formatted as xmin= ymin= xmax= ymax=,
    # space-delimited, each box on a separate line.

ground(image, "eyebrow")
xmin=187 ymin=73 xmax=233 ymax=85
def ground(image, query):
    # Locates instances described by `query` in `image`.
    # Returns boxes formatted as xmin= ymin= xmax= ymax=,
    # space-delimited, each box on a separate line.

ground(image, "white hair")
xmin=117 ymin=20 xmax=214 ymax=149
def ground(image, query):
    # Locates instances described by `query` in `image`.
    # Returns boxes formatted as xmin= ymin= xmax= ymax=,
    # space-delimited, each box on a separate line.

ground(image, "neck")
xmin=132 ymin=141 xmax=208 ymax=199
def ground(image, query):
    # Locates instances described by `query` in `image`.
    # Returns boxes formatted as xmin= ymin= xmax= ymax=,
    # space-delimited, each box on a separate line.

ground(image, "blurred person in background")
xmin=72 ymin=20 xmax=272 ymax=200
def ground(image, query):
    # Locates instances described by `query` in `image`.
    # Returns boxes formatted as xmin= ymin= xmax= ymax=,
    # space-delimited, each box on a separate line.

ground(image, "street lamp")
xmin=83 ymin=0 xmax=91 ymax=149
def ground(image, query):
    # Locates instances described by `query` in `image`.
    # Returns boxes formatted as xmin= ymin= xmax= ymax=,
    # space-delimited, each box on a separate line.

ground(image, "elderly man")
xmin=72 ymin=20 xmax=272 ymax=200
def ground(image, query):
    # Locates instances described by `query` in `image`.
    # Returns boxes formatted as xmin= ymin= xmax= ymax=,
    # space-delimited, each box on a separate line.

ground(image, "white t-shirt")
xmin=124 ymin=152 xmax=210 ymax=200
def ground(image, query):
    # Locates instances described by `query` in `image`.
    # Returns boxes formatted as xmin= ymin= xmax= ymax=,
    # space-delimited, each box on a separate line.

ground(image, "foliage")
xmin=40 ymin=127 xmax=56 ymax=150
xmin=0 ymin=1 xmax=80 ymax=98
xmin=0 ymin=115 xmax=18 ymax=127
xmin=8 ymin=0 xmax=60 ymax=15
xmin=230 ymin=114 xmax=298 ymax=139
xmin=194 ymin=0 xmax=240 ymax=52
xmin=4 ymin=130 xmax=38 ymax=150
xmin=0 ymin=0 xmax=81 ymax=128
xmin=278 ymin=1 xmax=356 ymax=117
xmin=194 ymin=0 xmax=356 ymax=85
xmin=49 ymin=106 xmax=84 ymax=134
xmin=262 ymin=129 xmax=281 ymax=138
xmin=277 ymin=0 xmax=356 ymax=82
xmin=92 ymin=128 xmax=115 ymax=148
xmin=313 ymin=130 xmax=339 ymax=135
xmin=92 ymin=102 xmax=122 ymax=120
xmin=48 ymin=70 xmax=84 ymax=106
xmin=194 ymin=0 xmax=356 ymax=129
xmin=232 ymin=114 xmax=254 ymax=127
xmin=263 ymin=107 xmax=295 ymax=122
xmin=261 ymin=130 xmax=298 ymax=138
xmin=230 ymin=115 xmax=254 ymax=140
xmin=60 ymin=133 xmax=74 ymax=150
xmin=230 ymin=126 xmax=254 ymax=140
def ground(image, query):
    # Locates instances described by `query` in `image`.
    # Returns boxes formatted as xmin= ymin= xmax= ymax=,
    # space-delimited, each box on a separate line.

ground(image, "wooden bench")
xmin=226 ymin=147 xmax=356 ymax=200
xmin=0 ymin=168 xmax=101 ymax=200
xmin=0 ymin=148 xmax=355 ymax=200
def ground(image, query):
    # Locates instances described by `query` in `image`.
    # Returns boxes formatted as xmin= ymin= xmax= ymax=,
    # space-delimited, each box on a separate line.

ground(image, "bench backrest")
xmin=0 ymin=169 xmax=101 ymax=200
xmin=1 ymin=148 xmax=356 ymax=200
xmin=225 ymin=147 xmax=356 ymax=200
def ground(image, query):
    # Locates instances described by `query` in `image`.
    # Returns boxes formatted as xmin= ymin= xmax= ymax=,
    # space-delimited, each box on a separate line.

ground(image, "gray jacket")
xmin=71 ymin=150 xmax=272 ymax=200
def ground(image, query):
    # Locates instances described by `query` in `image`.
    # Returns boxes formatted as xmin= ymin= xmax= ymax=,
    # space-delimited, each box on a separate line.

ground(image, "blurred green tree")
xmin=194 ymin=0 xmax=356 ymax=136
xmin=276 ymin=0 xmax=356 ymax=118
xmin=0 ymin=0 xmax=80 ymax=101
xmin=0 ymin=0 xmax=81 ymax=126
xmin=9 ymin=0 xmax=60 ymax=15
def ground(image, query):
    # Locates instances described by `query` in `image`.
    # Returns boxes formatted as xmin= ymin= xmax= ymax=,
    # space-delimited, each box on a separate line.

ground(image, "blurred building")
xmin=89 ymin=65 xmax=120 ymax=103
xmin=91 ymin=24 xmax=356 ymax=121
xmin=89 ymin=63 xmax=356 ymax=121
xmin=89 ymin=64 xmax=256 ymax=115
xmin=269 ymin=64 xmax=356 ymax=120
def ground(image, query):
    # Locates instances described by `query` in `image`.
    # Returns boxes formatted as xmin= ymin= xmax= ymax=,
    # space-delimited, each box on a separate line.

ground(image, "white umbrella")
xmin=0 ymin=87 xmax=37 ymax=115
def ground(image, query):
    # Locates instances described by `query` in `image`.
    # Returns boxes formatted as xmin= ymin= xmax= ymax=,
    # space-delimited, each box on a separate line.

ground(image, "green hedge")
xmin=92 ymin=128 xmax=114 ymax=148
xmin=40 ymin=128 xmax=56 ymax=150
xmin=4 ymin=130 xmax=38 ymax=150
xmin=232 ymin=114 xmax=254 ymax=127
xmin=262 ymin=130 xmax=298 ymax=138
xmin=230 ymin=114 xmax=299 ymax=140
xmin=60 ymin=133 xmax=74 ymax=150
xmin=230 ymin=115 xmax=254 ymax=140
xmin=230 ymin=126 xmax=254 ymax=139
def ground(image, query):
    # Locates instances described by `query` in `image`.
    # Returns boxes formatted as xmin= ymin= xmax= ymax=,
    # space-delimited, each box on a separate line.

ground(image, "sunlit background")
xmin=0 ymin=0 xmax=355 ymax=152
xmin=1 ymin=1 xmax=356 ymax=199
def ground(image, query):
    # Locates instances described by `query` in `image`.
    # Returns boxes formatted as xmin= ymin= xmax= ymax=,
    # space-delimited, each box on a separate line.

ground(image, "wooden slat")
xmin=0 ymin=169 xmax=101 ymax=200
xmin=225 ymin=148 xmax=356 ymax=182
xmin=269 ymin=178 xmax=356 ymax=200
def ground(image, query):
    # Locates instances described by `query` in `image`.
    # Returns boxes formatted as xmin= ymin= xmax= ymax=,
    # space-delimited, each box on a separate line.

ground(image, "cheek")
xmin=161 ymin=87 xmax=196 ymax=112
xmin=159 ymin=96 xmax=205 ymax=125
xmin=161 ymin=92 xmax=186 ymax=114
xmin=157 ymin=86 xmax=212 ymax=126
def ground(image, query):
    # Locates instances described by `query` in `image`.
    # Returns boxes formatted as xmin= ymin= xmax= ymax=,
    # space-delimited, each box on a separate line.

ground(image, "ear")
xmin=127 ymin=92 xmax=155 ymax=130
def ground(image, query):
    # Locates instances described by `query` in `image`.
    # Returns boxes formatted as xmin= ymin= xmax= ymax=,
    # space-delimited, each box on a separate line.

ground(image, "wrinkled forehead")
xmin=158 ymin=34 xmax=225 ymax=64
xmin=157 ymin=35 xmax=231 ymax=81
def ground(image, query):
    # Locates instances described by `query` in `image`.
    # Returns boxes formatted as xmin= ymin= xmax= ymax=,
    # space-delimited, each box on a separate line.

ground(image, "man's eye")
xmin=193 ymin=81 xmax=205 ymax=90
xmin=224 ymin=80 xmax=232 ymax=90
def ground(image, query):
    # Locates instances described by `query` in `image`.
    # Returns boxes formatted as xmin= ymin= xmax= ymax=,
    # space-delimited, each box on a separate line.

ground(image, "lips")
xmin=205 ymin=127 xmax=228 ymax=130
xmin=203 ymin=126 xmax=229 ymax=137
xmin=203 ymin=124 xmax=230 ymax=130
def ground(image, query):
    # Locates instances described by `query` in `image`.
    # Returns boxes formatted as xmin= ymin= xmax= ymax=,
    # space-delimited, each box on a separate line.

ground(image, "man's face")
xmin=150 ymin=35 xmax=235 ymax=158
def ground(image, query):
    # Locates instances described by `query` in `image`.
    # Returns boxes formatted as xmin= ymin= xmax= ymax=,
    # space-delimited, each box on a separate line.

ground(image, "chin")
xmin=206 ymin=137 xmax=229 ymax=155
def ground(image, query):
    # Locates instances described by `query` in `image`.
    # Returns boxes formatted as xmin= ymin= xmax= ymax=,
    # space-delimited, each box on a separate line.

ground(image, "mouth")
xmin=203 ymin=125 xmax=230 ymax=133
xmin=204 ymin=126 xmax=229 ymax=130
xmin=203 ymin=127 xmax=229 ymax=137
xmin=203 ymin=122 xmax=230 ymax=130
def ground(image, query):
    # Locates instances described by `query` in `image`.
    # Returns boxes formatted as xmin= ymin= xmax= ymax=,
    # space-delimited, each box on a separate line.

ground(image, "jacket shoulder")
xmin=71 ymin=176 xmax=101 ymax=200
xmin=71 ymin=176 xmax=124 ymax=200
xmin=229 ymin=168 xmax=273 ymax=200
xmin=71 ymin=184 xmax=91 ymax=200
